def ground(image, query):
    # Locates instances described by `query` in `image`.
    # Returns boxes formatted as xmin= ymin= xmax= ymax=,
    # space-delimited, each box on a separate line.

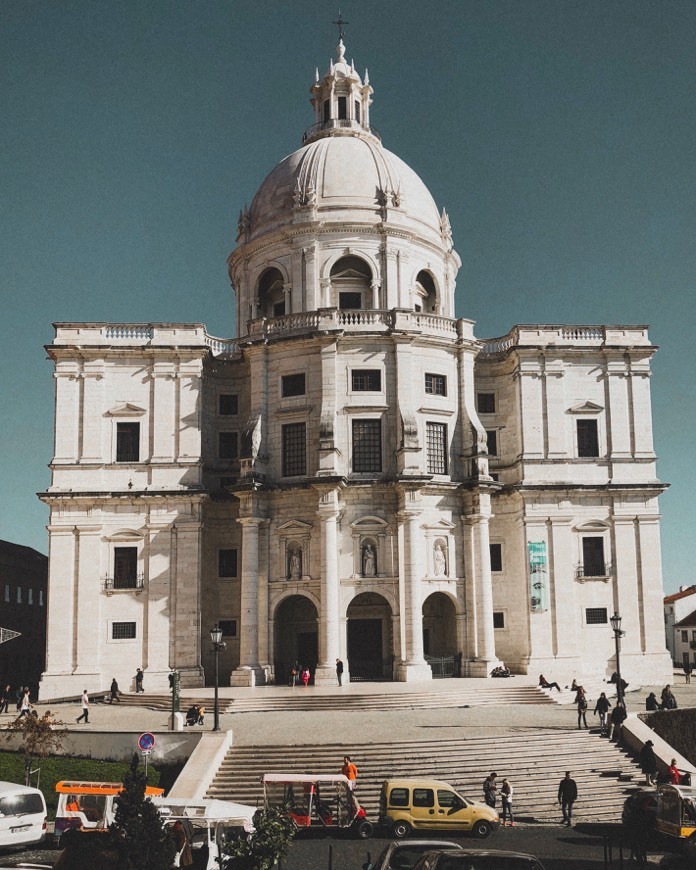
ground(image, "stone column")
xmin=171 ymin=514 xmax=205 ymax=688
xmin=145 ymin=521 xmax=174 ymax=681
xmin=516 ymin=368 xmax=544 ymax=458
xmin=80 ymin=366 xmax=104 ymax=463
xmin=314 ymin=486 xmax=342 ymax=686
xmin=396 ymin=494 xmax=431 ymax=681
xmin=463 ymin=489 xmax=499 ymax=676
xmin=39 ymin=524 xmax=77 ymax=699
xmin=151 ymin=366 xmax=176 ymax=464
xmin=231 ymin=516 xmax=265 ymax=686
xmin=605 ymin=361 xmax=631 ymax=458
xmin=73 ymin=524 xmax=103 ymax=680
xmin=543 ymin=360 xmax=566 ymax=458
xmin=53 ymin=367 xmax=80 ymax=463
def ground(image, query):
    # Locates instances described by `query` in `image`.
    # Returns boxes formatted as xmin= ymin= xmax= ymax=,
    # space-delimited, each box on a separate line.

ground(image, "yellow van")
xmin=379 ymin=779 xmax=500 ymax=840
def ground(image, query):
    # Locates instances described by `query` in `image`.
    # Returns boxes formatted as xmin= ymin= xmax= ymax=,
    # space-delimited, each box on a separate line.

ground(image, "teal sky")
xmin=1 ymin=1 xmax=694 ymax=593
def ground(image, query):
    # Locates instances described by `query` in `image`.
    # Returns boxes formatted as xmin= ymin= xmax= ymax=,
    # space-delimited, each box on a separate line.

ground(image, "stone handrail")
xmin=479 ymin=325 xmax=651 ymax=356
xmin=246 ymin=309 xmax=464 ymax=340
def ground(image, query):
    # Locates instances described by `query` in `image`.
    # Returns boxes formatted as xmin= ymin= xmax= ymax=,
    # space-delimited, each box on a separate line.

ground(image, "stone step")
xmin=207 ymin=730 xmax=642 ymax=824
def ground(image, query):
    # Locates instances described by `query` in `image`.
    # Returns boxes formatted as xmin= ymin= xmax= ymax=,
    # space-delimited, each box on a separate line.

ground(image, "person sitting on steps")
xmin=539 ymin=674 xmax=562 ymax=692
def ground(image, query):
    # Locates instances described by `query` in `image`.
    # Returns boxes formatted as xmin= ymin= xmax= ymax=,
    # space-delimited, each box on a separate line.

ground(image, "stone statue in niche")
xmin=288 ymin=548 xmax=302 ymax=581
xmin=434 ymin=541 xmax=447 ymax=576
xmin=362 ymin=543 xmax=376 ymax=577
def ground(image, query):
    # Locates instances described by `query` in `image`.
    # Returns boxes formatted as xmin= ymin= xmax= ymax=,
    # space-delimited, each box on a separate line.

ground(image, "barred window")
xmin=281 ymin=373 xmax=306 ymax=397
xmin=582 ymin=537 xmax=606 ymax=576
xmin=426 ymin=422 xmax=447 ymax=474
xmin=282 ymin=423 xmax=306 ymax=476
xmin=585 ymin=607 xmax=608 ymax=625
xmin=219 ymin=394 xmax=238 ymax=416
xmin=116 ymin=422 xmax=140 ymax=462
xmin=352 ymin=369 xmax=381 ymax=391
xmin=425 ymin=373 xmax=447 ymax=396
xmin=218 ymin=549 xmax=238 ymax=578
xmin=114 ymin=547 xmax=138 ymax=589
xmin=477 ymin=393 xmax=496 ymax=414
xmin=219 ymin=431 xmax=238 ymax=460
xmin=352 ymin=419 xmax=382 ymax=472
xmin=112 ymin=621 xmax=137 ymax=640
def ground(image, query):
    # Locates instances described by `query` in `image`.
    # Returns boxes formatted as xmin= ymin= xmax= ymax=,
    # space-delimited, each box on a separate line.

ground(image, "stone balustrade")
xmin=51 ymin=323 xmax=239 ymax=356
xmin=480 ymin=324 xmax=652 ymax=356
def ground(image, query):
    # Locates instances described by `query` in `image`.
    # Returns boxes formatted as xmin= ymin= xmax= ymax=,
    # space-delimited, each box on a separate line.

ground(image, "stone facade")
xmin=38 ymin=41 xmax=671 ymax=698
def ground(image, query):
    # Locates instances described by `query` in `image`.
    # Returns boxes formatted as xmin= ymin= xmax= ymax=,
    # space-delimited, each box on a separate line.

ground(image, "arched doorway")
xmin=414 ymin=270 xmax=438 ymax=313
xmin=274 ymin=595 xmax=318 ymax=684
xmin=257 ymin=267 xmax=286 ymax=318
xmin=422 ymin=592 xmax=459 ymax=678
xmin=346 ymin=592 xmax=393 ymax=681
xmin=330 ymin=256 xmax=372 ymax=310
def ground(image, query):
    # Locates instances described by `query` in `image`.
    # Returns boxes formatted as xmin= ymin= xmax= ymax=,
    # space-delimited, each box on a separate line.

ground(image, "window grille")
xmin=585 ymin=607 xmax=608 ymax=625
xmin=282 ymin=423 xmax=306 ymax=476
xmin=352 ymin=419 xmax=382 ymax=472
xmin=352 ymin=370 xmax=381 ymax=391
xmin=426 ymin=422 xmax=447 ymax=474
xmin=112 ymin=622 xmax=137 ymax=640
xmin=281 ymin=373 xmax=306 ymax=397
xmin=425 ymin=373 xmax=447 ymax=396
xmin=116 ymin=422 xmax=140 ymax=462
xmin=477 ymin=393 xmax=496 ymax=414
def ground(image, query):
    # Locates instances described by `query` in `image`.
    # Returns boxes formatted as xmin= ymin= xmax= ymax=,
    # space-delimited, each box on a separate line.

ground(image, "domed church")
xmin=39 ymin=40 xmax=671 ymax=697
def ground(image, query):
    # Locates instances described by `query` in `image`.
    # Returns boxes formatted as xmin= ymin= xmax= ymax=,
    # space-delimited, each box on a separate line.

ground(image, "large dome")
xmin=247 ymin=133 xmax=443 ymax=245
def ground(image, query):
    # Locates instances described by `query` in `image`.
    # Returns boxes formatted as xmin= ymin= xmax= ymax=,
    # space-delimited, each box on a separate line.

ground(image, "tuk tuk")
xmin=262 ymin=773 xmax=373 ymax=838
xmin=656 ymin=784 xmax=696 ymax=862
xmin=153 ymin=797 xmax=256 ymax=870
xmin=54 ymin=780 xmax=165 ymax=846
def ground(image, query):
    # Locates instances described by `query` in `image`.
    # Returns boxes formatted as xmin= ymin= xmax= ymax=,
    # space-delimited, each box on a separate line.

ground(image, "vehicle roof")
xmin=658 ymin=784 xmax=696 ymax=798
xmin=382 ymin=778 xmax=460 ymax=790
xmin=390 ymin=840 xmax=463 ymax=848
xmin=0 ymin=781 xmax=44 ymax=797
xmin=55 ymin=780 xmax=164 ymax=796
xmin=263 ymin=773 xmax=351 ymax=785
xmin=152 ymin=797 xmax=256 ymax=822
xmin=420 ymin=849 xmax=542 ymax=860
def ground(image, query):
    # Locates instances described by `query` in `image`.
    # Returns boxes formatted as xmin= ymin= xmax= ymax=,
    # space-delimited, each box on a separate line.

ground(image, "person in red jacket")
xmin=668 ymin=758 xmax=681 ymax=784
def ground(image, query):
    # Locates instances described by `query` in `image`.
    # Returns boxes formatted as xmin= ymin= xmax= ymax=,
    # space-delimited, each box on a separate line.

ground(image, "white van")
xmin=0 ymin=781 xmax=48 ymax=850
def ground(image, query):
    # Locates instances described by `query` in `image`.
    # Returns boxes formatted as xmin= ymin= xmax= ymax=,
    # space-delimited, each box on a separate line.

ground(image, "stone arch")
xmin=329 ymin=255 xmax=374 ymax=310
xmin=422 ymin=591 xmax=458 ymax=659
xmin=346 ymin=591 xmax=393 ymax=680
xmin=273 ymin=594 xmax=319 ymax=684
xmin=413 ymin=269 xmax=439 ymax=313
xmin=256 ymin=266 xmax=287 ymax=318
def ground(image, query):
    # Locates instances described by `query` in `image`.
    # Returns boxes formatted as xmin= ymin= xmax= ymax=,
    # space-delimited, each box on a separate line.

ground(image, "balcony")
xmin=575 ymin=563 xmax=613 ymax=582
xmin=103 ymin=574 xmax=145 ymax=595
xmin=302 ymin=119 xmax=381 ymax=144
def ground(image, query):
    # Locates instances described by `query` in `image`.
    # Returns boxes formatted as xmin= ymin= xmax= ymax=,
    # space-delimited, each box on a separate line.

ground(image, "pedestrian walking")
xmin=18 ymin=688 xmax=32 ymax=718
xmin=76 ymin=689 xmax=90 ymax=724
xmin=301 ymin=667 xmax=310 ymax=686
xmin=610 ymin=702 xmax=627 ymax=742
xmin=108 ymin=678 xmax=120 ymax=704
xmin=0 ymin=685 xmax=9 ymax=714
xmin=558 ymin=771 xmax=577 ymax=826
xmin=593 ymin=692 xmax=612 ymax=733
xmin=341 ymin=755 xmax=358 ymax=790
xmin=639 ymin=740 xmax=658 ymax=786
xmin=500 ymin=778 xmax=514 ymax=826
xmin=135 ymin=668 xmax=144 ymax=693
xmin=336 ymin=658 xmax=344 ymax=686
xmin=483 ymin=772 xmax=498 ymax=808
xmin=684 ymin=662 xmax=692 ymax=684
xmin=576 ymin=690 xmax=588 ymax=729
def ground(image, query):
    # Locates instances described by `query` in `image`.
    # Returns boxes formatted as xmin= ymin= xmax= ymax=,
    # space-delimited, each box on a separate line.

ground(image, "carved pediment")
xmin=277 ymin=520 xmax=313 ymax=532
xmin=423 ymin=519 xmax=456 ymax=532
xmin=568 ymin=401 xmax=604 ymax=414
xmin=574 ymin=520 xmax=610 ymax=532
xmin=105 ymin=528 xmax=145 ymax=541
xmin=351 ymin=516 xmax=388 ymax=530
xmin=105 ymin=403 xmax=147 ymax=417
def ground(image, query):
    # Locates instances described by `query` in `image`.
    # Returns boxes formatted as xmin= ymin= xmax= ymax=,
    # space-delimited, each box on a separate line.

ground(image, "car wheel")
xmin=473 ymin=819 xmax=492 ymax=839
xmin=355 ymin=820 xmax=373 ymax=839
xmin=392 ymin=819 xmax=411 ymax=839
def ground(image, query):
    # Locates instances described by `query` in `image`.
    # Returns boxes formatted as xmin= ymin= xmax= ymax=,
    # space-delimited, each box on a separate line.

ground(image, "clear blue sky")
xmin=1 ymin=1 xmax=694 ymax=593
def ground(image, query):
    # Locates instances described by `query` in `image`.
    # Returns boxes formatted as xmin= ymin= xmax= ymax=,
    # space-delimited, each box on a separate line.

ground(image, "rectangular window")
xmin=116 ymin=422 xmax=140 ymax=462
xmin=28 ymin=588 xmax=33 ymax=605
xmin=339 ymin=291 xmax=362 ymax=310
xmin=281 ymin=373 xmax=306 ymax=397
xmin=354 ymin=100 xmax=361 ymax=123
xmin=337 ymin=96 xmax=347 ymax=119
xmin=218 ymin=549 xmax=238 ymax=579
xmin=582 ymin=537 xmax=606 ymax=576
xmin=493 ymin=611 xmax=505 ymax=629
xmin=352 ymin=369 xmax=381 ymax=391
xmin=219 ymin=431 xmax=239 ymax=460
xmin=477 ymin=393 xmax=496 ymax=414
xmin=219 ymin=394 xmax=238 ymax=416
xmin=112 ymin=621 xmax=137 ymax=640
xmin=16 ymin=587 xmax=22 ymax=604
xmin=490 ymin=543 xmax=503 ymax=572
xmin=424 ymin=373 xmax=447 ymax=396
xmin=486 ymin=430 xmax=498 ymax=456
xmin=323 ymin=99 xmax=330 ymax=123
xmin=3 ymin=585 xmax=8 ymax=603
xmin=273 ymin=300 xmax=285 ymax=317
xmin=682 ymin=630 xmax=689 ymax=643
xmin=282 ymin=423 xmax=307 ymax=477
xmin=585 ymin=607 xmax=608 ymax=625
xmin=577 ymin=419 xmax=599 ymax=457
xmin=39 ymin=590 xmax=44 ymax=606
xmin=388 ymin=788 xmax=410 ymax=808
xmin=426 ymin=422 xmax=447 ymax=474
xmin=219 ymin=619 xmax=237 ymax=637
xmin=413 ymin=789 xmax=435 ymax=808
xmin=114 ymin=547 xmax=138 ymax=589
xmin=352 ymin=419 xmax=382 ymax=472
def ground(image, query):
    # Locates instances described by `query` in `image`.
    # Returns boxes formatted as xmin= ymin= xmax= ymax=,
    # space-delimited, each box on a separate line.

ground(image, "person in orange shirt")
xmin=65 ymin=796 xmax=80 ymax=813
xmin=341 ymin=755 xmax=358 ymax=790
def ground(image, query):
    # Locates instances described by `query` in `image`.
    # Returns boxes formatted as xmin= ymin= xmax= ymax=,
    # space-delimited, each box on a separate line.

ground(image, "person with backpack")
xmin=576 ymin=687 xmax=588 ymax=729
xmin=593 ymin=692 xmax=612 ymax=733
xmin=483 ymin=772 xmax=498 ymax=808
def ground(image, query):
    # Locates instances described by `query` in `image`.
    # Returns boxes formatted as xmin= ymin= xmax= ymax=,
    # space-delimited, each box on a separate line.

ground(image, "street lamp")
xmin=610 ymin=612 xmax=626 ymax=707
xmin=210 ymin=624 xmax=226 ymax=732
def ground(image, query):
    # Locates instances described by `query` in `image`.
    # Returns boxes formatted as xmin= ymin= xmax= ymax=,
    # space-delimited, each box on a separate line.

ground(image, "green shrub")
xmin=643 ymin=709 xmax=696 ymax=766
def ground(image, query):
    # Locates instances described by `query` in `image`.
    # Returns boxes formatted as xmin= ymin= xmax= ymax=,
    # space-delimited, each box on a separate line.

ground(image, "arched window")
xmin=257 ymin=267 xmax=285 ymax=318
xmin=330 ymin=256 xmax=372 ymax=310
xmin=414 ymin=270 xmax=437 ymax=313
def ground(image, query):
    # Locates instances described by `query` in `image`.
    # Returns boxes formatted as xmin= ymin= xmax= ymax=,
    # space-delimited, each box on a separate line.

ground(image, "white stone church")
xmin=39 ymin=40 xmax=671 ymax=697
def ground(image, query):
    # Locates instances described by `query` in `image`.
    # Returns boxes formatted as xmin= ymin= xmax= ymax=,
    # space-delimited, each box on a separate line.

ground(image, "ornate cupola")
xmin=305 ymin=40 xmax=375 ymax=144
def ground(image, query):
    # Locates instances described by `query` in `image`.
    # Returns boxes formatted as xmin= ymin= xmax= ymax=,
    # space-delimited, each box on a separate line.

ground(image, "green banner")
xmin=528 ymin=541 xmax=549 ymax=613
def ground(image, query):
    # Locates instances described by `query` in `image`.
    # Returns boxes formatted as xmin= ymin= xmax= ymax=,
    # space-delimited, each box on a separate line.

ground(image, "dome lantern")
xmin=305 ymin=40 xmax=375 ymax=145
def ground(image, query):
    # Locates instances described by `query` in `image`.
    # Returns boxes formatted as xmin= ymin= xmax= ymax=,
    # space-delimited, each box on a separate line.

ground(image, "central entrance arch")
xmin=422 ymin=591 xmax=459 ymax=678
xmin=346 ymin=592 xmax=393 ymax=681
xmin=274 ymin=595 xmax=318 ymax=685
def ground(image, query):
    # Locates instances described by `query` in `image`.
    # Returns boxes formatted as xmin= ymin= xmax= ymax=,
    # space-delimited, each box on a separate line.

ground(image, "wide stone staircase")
xmin=207 ymin=730 xmax=642 ymax=824
xmin=113 ymin=683 xmax=552 ymax=714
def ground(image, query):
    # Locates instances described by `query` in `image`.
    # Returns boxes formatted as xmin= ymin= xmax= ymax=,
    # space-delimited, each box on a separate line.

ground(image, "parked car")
xmin=411 ymin=848 xmax=546 ymax=870
xmin=363 ymin=839 xmax=463 ymax=870
xmin=379 ymin=779 xmax=499 ymax=840
xmin=0 ymin=780 xmax=48 ymax=851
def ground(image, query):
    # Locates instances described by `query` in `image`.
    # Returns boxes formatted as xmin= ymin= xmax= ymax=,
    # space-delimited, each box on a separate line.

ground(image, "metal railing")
xmin=103 ymin=574 xmax=145 ymax=593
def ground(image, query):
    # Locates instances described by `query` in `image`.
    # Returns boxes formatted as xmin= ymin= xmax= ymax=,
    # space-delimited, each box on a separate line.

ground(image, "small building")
xmin=0 ymin=540 xmax=48 ymax=696
xmin=664 ymin=586 xmax=696 ymax=664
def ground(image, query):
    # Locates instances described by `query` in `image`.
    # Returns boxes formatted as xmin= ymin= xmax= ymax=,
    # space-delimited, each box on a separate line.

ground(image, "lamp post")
xmin=210 ymin=624 xmax=225 ymax=732
xmin=610 ymin=611 xmax=626 ymax=707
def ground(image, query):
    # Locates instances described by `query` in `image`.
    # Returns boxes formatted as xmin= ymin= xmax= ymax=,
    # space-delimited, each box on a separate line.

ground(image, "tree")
xmin=109 ymin=753 xmax=176 ymax=870
xmin=4 ymin=710 xmax=67 ymax=786
xmin=221 ymin=806 xmax=296 ymax=870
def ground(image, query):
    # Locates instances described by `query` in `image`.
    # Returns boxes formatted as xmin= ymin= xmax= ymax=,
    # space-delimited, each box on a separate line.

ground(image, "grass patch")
xmin=642 ymin=709 xmax=696 ymax=766
xmin=0 ymin=750 xmax=161 ymax=815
